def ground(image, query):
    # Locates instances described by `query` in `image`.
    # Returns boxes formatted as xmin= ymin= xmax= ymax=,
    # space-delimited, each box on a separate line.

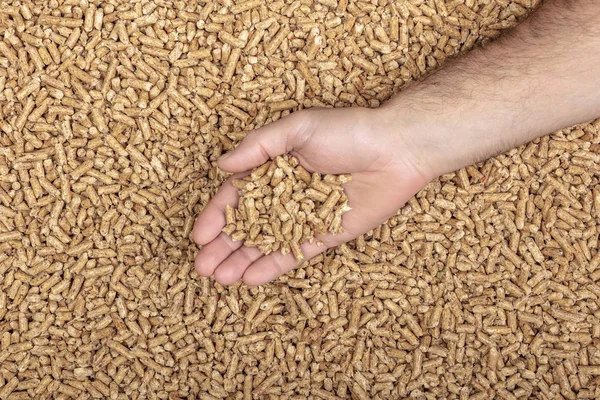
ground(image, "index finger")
xmin=192 ymin=174 xmax=244 ymax=246
xmin=242 ymin=241 xmax=330 ymax=286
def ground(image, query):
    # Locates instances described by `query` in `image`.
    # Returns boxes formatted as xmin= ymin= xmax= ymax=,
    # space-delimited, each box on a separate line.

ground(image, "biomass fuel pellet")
xmin=3 ymin=0 xmax=600 ymax=399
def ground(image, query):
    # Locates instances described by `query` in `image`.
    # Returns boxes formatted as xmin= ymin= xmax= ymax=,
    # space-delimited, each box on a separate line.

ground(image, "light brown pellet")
xmin=0 ymin=2 xmax=592 ymax=399
xmin=225 ymin=155 xmax=351 ymax=260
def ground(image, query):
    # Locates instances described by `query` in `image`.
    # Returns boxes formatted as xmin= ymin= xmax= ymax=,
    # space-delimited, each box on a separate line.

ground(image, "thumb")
xmin=218 ymin=112 xmax=309 ymax=173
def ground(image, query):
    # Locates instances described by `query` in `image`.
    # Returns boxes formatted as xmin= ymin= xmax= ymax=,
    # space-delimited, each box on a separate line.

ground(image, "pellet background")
xmin=2 ymin=0 xmax=600 ymax=399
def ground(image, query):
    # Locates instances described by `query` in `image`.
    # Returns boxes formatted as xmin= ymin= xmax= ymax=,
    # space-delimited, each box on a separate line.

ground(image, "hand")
xmin=192 ymin=107 xmax=436 ymax=285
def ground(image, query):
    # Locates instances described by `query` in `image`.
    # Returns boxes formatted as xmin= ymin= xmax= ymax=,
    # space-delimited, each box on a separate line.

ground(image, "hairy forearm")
xmin=383 ymin=0 xmax=600 ymax=177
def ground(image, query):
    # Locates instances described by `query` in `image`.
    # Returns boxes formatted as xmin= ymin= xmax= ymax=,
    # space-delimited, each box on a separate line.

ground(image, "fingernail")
xmin=219 ymin=152 xmax=231 ymax=161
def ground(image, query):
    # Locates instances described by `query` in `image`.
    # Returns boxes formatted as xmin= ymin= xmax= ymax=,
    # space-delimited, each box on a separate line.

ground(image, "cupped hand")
xmin=192 ymin=107 xmax=436 ymax=285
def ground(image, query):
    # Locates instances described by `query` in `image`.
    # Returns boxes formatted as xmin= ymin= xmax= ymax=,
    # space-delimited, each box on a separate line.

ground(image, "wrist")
xmin=379 ymin=73 xmax=524 ymax=180
xmin=377 ymin=98 xmax=450 ymax=182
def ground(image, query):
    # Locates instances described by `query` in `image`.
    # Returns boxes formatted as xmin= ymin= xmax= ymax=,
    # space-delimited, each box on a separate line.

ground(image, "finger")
xmin=242 ymin=241 xmax=328 ymax=286
xmin=213 ymin=246 xmax=263 ymax=285
xmin=195 ymin=233 xmax=243 ymax=277
xmin=192 ymin=174 xmax=244 ymax=246
xmin=218 ymin=112 xmax=309 ymax=173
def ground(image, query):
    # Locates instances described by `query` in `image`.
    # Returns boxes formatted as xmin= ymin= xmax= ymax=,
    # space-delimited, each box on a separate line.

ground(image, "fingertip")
xmin=241 ymin=270 xmax=267 ymax=286
xmin=216 ymin=152 xmax=235 ymax=172
xmin=194 ymin=251 xmax=212 ymax=277
xmin=241 ymin=254 xmax=287 ymax=286
xmin=192 ymin=214 xmax=220 ymax=246
xmin=217 ymin=146 xmax=264 ymax=173
xmin=193 ymin=178 xmax=242 ymax=245
xmin=192 ymin=216 xmax=208 ymax=246
xmin=213 ymin=268 xmax=240 ymax=286
xmin=241 ymin=255 xmax=287 ymax=286
xmin=214 ymin=246 xmax=262 ymax=286
xmin=194 ymin=245 xmax=227 ymax=277
xmin=193 ymin=233 xmax=243 ymax=277
xmin=242 ymin=241 xmax=329 ymax=286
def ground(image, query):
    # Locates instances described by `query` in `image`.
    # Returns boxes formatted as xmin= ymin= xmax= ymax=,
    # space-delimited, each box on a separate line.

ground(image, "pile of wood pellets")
xmin=226 ymin=155 xmax=352 ymax=261
xmin=3 ymin=0 xmax=600 ymax=399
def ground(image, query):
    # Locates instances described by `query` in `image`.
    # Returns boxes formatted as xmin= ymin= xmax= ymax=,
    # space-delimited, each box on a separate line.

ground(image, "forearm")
xmin=383 ymin=0 xmax=600 ymax=177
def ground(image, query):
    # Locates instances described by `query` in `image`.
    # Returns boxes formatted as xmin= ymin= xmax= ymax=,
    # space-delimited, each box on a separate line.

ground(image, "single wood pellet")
xmin=3 ymin=0 xmax=600 ymax=399
xmin=226 ymin=155 xmax=351 ymax=260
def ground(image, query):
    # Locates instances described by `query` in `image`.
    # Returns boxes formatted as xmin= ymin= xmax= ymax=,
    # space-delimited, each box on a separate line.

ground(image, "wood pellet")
xmin=226 ymin=155 xmax=351 ymax=260
xmin=3 ymin=0 xmax=600 ymax=399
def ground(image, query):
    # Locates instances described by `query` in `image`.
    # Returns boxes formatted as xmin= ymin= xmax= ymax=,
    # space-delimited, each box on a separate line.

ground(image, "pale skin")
xmin=193 ymin=0 xmax=600 ymax=286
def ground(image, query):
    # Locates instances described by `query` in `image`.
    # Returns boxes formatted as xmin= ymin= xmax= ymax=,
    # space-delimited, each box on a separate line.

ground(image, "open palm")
xmin=192 ymin=107 xmax=433 ymax=285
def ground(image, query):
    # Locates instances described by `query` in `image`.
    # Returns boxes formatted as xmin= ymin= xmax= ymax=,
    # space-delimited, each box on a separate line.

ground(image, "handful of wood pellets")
xmin=223 ymin=155 xmax=352 ymax=261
